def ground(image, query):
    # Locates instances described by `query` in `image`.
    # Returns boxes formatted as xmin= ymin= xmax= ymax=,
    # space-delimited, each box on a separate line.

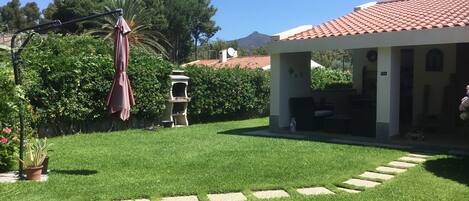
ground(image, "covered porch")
xmin=268 ymin=25 xmax=469 ymax=146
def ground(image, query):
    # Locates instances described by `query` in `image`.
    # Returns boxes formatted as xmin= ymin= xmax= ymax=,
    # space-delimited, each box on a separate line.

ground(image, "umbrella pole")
xmin=11 ymin=32 xmax=37 ymax=179
xmin=10 ymin=9 xmax=123 ymax=180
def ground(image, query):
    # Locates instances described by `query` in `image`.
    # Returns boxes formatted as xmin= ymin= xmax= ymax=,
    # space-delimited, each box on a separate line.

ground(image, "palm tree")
xmin=86 ymin=0 xmax=170 ymax=58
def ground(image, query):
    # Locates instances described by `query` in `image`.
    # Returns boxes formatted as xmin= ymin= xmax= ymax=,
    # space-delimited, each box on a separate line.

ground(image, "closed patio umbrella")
xmin=107 ymin=16 xmax=135 ymax=121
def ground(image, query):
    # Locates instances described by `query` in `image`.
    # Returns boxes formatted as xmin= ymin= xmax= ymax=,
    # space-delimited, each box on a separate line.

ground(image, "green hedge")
xmin=185 ymin=65 xmax=270 ymax=122
xmin=1 ymin=34 xmax=270 ymax=134
xmin=311 ymin=68 xmax=352 ymax=90
xmin=0 ymin=67 xmax=19 ymax=130
xmin=22 ymin=34 xmax=172 ymax=134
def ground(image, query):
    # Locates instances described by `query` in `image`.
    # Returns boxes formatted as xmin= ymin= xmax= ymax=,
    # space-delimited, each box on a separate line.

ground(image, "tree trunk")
xmin=194 ymin=37 xmax=199 ymax=60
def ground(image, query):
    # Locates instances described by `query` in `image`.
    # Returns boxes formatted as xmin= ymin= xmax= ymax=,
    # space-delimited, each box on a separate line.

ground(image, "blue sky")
xmin=2 ymin=0 xmax=372 ymax=40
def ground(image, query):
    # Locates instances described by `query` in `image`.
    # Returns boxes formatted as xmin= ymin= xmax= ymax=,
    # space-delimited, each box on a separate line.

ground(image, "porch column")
xmin=270 ymin=52 xmax=311 ymax=131
xmin=376 ymin=47 xmax=400 ymax=141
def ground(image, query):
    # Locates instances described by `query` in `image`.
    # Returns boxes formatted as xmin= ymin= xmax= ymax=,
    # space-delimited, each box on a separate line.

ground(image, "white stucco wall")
xmin=376 ymin=47 xmax=401 ymax=138
xmin=412 ymin=44 xmax=457 ymax=120
xmin=352 ymin=48 xmax=378 ymax=94
xmin=270 ymin=52 xmax=312 ymax=129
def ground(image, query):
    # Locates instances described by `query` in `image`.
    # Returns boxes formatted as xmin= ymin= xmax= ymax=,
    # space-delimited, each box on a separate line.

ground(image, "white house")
xmin=268 ymin=0 xmax=469 ymax=142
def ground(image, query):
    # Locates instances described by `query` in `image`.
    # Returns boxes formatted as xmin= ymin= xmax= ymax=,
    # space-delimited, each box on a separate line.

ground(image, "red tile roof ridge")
xmin=377 ymin=0 xmax=410 ymax=5
xmin=285 ymin=0 xmax=469 ymax=40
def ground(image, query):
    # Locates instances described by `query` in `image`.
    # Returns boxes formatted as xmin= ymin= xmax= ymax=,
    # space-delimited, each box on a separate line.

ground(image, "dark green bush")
xmin=0 ymin=127 xmax=19 ymax=172
xmin=185 ymin=65 xmax=270 ymax=122
xmin=2 ymin=34 xmax=270 ymax=134
xmin=0 ymin=143 xmax=18 ymax=172
xmin=0 ymin=67 xmax=19 ymax=130
xmin=0 ymin=67 xmax=20 ymax=172
xmin=311 ymin=68 xmax=352 ymax=90
xmin=22 ymin=34 xmax=172 ymax=134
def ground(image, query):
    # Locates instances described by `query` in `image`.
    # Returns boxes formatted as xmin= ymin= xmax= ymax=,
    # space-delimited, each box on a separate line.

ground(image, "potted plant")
xmin=460 ymin=85 xmax=469 ymax=122
xmin=20 ymin=138 xmax=51 ymax=180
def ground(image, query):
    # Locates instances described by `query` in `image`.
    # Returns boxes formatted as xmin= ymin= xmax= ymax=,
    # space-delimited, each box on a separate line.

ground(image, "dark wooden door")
xmin=456 ymin=43 xmax=469 ymax=127
xmin=400 ymin=49 xmax=414 ymax=134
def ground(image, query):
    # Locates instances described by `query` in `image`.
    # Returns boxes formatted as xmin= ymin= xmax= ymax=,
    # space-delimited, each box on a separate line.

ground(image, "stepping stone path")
xmin=388 ymin=161 xmax=417 ymax=168
xmin=344 ymin=178 xmax=381 ymax=188
xmin=122 ymin=199 xmax=149 ymax=201
xmin=337 ymin=187 xmax=361 ymax=193
xmin=161 ymin=196 xmax=199 ymax=201
xmin=296 ymin=187 xmax=335 ymax=195
xmin=252 ymin=190 xmax=289 ymax=199
xmin=336 ymin=153 xmax=431 ymax=193
xmin=398 ymin=156 xmax=426 ymax=163
xmin=376 ymin=166 xmax=407 ymax=174
xmin=407 ymin=153 xmax=431 ymax=158
xmin=207 ymin=192 xmax=247 ymax=201
xmin=359 ymin=171 xmax=394 ymax=180
xmin=118 ymin=153 xmax=432 ymax=200
xmin=116 ymin=153 xmax=437 ymax=200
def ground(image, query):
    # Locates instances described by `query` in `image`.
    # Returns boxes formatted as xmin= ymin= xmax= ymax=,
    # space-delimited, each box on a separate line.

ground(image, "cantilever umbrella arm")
xmin=10 ymin=8 xmax=123 ymax=180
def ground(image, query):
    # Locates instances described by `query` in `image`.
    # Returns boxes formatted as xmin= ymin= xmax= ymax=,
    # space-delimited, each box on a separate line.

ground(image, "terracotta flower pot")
xmin=42 ymin=157 xmax=49 ymax=175
xmin=25 ymin=166 xmax=43 ymax=181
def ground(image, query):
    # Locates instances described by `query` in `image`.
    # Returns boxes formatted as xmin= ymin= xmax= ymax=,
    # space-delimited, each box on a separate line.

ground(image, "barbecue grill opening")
xmin=172 ymin=103 xmax=186 ymax=115
xmin=172 ymin=82 xmax=187 ymax=98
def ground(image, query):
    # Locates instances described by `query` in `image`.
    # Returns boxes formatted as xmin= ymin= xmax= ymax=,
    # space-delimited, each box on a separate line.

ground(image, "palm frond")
xmin=85 ymin=0 xmax=170 ymax=58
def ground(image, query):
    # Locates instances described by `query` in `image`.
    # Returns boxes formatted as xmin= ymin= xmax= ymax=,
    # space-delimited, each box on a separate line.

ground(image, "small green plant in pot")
xmin=20 ymin=138 xmax=51 ymax=180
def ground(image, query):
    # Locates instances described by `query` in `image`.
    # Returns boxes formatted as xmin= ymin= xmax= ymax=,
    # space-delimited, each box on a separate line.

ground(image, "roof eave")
xmin=268 ymin=26 xmax=469 ymax=54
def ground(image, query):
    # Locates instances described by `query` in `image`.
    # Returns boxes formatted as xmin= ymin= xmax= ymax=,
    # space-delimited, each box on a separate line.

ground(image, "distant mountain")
xmin=231 ymin=31 xmax=271 ymax=50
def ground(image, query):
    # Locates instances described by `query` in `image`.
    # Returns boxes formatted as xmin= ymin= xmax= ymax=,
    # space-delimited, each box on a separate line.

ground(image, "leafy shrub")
xmin=2 ymin=34 xmax=270 ymax=134
xmin=311 ymin=68 xmax=352 ymax=90
xmin=0 ymin=67 xmax=19 ymax=130
xmin=185 ymin=65 xmax=270 ymax=122
xmin=0 ymin=127 xmax=19 ymax=172
xmin=0 ymin=58 xmax=34 ymax=172
xmin=127 ymin=49 xmax=172 ymax=119
xmin=21 ymin=34 xmax=172 ymax=134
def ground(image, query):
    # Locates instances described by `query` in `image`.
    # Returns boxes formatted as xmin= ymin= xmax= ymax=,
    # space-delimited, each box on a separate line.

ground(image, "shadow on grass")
xmin=218 ymin=126 xmax=269 ymax=135
xmin=219 ymin=126 xmax=469 ymax=156
xmin=424 ymin=157 xmax=469 ymax=186
xmin=52 ymin=169 xmax=98 ymax=176
xmin=218 ymin=125 xmax=400 ymax=151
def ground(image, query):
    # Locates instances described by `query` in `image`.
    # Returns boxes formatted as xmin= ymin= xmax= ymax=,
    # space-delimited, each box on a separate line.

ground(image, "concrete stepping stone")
xmin=388 ymin=161 xmax=417 ymax=168
xmin=296 ymin=187 xmax=335 ymax=195
xmin=337 ymin=187 xmax=361 ymax=193
xmin=343 ymin=178 xmax=380 ymax=188
xmin=207 ymin=192 xmax=246 ymax=201
xmin=0 ymin=172 xmax=18 ymax=183
xmin=407 ymin=153 xmax=431 ymax=158
xmin=252 ymin=190 xmax=289 ymax=199
xmin=399 ymin=156 xmax=426 ymax=163
xmin=161 ymin=196 xmax=199 ymax=201
xmin=376 ymin=166 xmax=407 ymax=174
xmin=0 ymin=172 xmax=48 ymax=183
xmin=359 ymin=171 xmax=394 ymax=180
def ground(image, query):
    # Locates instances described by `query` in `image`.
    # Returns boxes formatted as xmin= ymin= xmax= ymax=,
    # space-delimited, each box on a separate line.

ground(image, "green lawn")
xmin=1 ymin=118 xmax=468 ymax=201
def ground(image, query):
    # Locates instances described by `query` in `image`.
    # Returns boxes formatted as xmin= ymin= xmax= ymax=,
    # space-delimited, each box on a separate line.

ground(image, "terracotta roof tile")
xmin=286 ymin=0 xmax=469 ymax=40
xmin=186 ymin=56 xmax=270 ymax=69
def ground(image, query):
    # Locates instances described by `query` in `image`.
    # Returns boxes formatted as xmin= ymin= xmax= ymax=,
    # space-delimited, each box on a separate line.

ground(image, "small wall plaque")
xmin=380 ymin=72 xmax=388 ymax=76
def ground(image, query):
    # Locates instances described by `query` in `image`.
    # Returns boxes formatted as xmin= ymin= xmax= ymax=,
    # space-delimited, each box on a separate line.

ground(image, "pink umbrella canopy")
xmin=107 ymin=16 xmax=135 ymax=121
